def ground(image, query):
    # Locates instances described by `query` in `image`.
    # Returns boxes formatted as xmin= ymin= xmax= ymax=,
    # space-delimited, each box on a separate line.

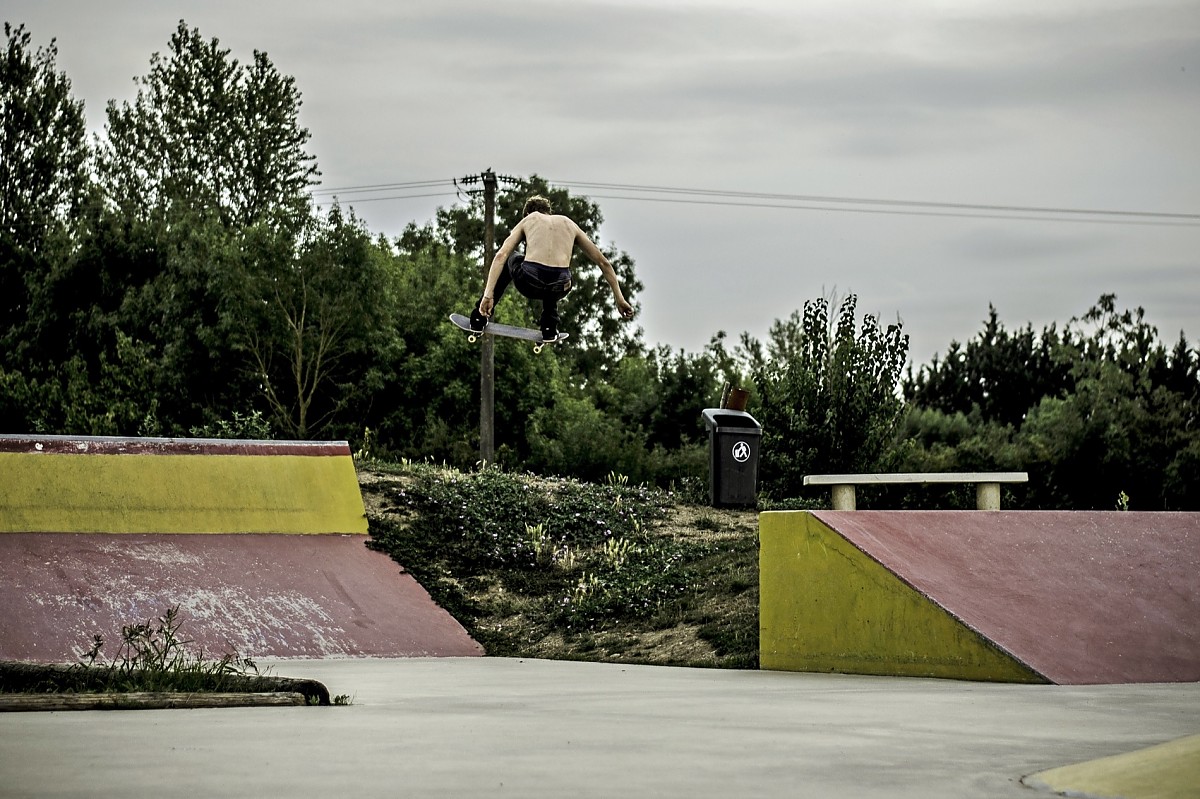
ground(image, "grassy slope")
xmin=359 ymin=463 xmax=761 ymax=669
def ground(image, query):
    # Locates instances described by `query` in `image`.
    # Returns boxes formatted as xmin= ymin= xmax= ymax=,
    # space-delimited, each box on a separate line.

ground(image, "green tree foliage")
xmin=97 ymin=20 xmax=317 ymax=230
xmin=743 ymin=294 xmax=909 ymax=499
xmin=8 ymin=21 xmax=1195 ymax=511
xmin=371 ymin=221 xmax=568 ymax=467
xmin=904 ymin=305 xmax=1069 ymax=428
xmin=77 ymin=20 xmax=325 ymax=433
xmin=371 ymin=177 xmax=656 ymax=474
xmin=0 ymin=24 xmax=88 ymax=256
xmin=235 ymin=206 xmax=401 ymax=438
xmin=0 ymin=20 xmax=371 ymax=437
xmin=372 ymin=225 xmax=478 ymax=461
xmin=0 ymin=23 xmax=94 ymax=430
xmin=901 ymin=295 xmax=1200 ymax=510
xmin=375 ymin=194 xmax=737 ymax=485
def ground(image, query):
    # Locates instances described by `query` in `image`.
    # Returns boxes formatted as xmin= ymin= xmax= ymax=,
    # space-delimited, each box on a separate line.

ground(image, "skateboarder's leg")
xmin=539 ymin=299 xmax=561 ymax=341
xmin=471 ymin=255 xmax=519 ymax=330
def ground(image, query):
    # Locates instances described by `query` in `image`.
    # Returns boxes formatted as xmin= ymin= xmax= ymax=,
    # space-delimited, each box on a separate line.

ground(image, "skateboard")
xmin=449 ymin=313 xmax=569 ymax=354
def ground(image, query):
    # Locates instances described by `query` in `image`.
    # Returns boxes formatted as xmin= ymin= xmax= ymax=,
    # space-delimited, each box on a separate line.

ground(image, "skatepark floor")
xmin=2 ymin=657 xmax=1197 ymax=798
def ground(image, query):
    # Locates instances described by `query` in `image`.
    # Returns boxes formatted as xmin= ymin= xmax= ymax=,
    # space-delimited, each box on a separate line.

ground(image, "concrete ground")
xmin=2 ymin=658 xmax=1197 ymax=798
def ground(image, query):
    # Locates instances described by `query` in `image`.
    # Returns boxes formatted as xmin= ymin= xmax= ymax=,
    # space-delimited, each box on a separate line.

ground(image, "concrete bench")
xmin=802 ymin=472 xmax=1029 ymax=510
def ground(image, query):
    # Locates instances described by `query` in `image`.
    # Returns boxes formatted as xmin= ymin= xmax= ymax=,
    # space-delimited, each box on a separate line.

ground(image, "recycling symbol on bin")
xmin=731 ymin=440 xmax=751 ymax=463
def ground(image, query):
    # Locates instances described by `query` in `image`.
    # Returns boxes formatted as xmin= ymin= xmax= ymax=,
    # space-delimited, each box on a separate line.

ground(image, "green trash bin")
xmin=700 ymin=408 xmax=762 ymax=508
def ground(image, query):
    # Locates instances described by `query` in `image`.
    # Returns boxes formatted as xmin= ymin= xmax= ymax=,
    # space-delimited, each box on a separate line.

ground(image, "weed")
xmin=312 ymin=693 xmax=354 ymax=705
xmin=355 ymin=427 xmax=377 ymax=462
xmin=600 ymin=537 xmax=635 ymax=570
xmin=605 ymin=471 xmax=630 ymax=488
xmin=74 ymin=606 xmax=261 ymax=693
xmin=188 ymin=410 xmax=273 ymax=441
xmin=526 ymin=523 xmax=556 ymax=567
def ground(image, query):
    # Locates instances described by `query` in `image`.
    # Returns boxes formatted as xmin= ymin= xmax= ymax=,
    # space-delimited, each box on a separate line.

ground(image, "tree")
xmin=743 ymin=294 xmax=909 ymax=499
xmin=904 ymin=305 xmax=1069 ymax=428
xmin=1019 ymin=295 xmax=1199 ymax=509
xmin=97 ymin=20 xmax=317 ymax=231
xmin=900 ymin=295 xmax=1200 ymax=510
xmin=72 ymin=20 xmax=325 ymax=433
xmin=236 ymin=206 xmax=399 ymax=438
xmin=0 ymin=23 xmax=89 ymax=364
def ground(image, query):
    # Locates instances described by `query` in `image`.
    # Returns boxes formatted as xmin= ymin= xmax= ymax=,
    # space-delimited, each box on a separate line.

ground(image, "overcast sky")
xmin=9 ymin=0 xmax=1199 ymax=364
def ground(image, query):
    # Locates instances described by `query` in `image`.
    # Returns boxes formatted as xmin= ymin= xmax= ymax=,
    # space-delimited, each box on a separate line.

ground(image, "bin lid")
xmin=701 ymin=408 xmax=761 ymax=432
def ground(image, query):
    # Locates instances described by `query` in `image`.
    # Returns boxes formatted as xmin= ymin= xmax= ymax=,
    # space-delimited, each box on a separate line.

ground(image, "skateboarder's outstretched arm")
xmin=573 ymin=226 xmax=635 ymax=320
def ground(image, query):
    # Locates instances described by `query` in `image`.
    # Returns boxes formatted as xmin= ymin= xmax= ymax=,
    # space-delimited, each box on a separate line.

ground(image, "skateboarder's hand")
xmin=616 ymin=298 xmax=634 ymax=320
xmin=479 ymin=296 xmax=494 ymax=317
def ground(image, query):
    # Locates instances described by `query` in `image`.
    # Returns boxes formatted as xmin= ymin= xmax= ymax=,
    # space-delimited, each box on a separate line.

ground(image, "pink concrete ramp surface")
xmin=0 ymin=533 xmax=483 ymax=662
xmin=813 ymin=511 xmax=1200 ymax=684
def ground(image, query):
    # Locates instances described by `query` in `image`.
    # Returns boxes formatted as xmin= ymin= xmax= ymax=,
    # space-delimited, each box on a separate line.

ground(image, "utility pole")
xmin=454 ymin=169 xmax=521 ymax=465
xmin=480 ymin=170 xmax=497 ymax=464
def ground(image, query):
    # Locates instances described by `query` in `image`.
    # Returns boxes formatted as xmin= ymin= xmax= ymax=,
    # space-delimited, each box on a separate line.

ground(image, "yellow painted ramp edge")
xmin=0 ymin=452 xmax=367 ymax=534
xmin=1022 ymin=734 xmax=1200 ymax=799
xmin=759 ymin=510 xmax=1043 ymax=682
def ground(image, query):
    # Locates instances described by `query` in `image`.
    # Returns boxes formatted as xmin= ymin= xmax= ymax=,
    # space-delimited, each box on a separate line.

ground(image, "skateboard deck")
xmin=449 ymin=313 xmax=569 ymax=352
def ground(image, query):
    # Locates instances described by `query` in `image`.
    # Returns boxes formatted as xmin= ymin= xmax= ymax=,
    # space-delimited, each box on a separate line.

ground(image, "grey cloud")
xmin=946 ymin=227 xmax=1106 ymax=262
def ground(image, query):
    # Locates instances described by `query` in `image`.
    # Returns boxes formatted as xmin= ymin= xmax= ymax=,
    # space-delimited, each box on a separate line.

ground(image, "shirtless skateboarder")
xmin=470 ymin=195 xmax=635 ymax=341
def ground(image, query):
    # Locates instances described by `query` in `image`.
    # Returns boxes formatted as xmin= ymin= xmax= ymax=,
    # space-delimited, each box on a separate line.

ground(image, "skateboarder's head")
xmin=523 ymin=195 xmax=553 ymax=217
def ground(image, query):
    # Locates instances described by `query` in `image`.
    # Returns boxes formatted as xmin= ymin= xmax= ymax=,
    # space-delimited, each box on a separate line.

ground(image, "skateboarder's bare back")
xmin=517 ymin=212 xmax=598 ymax=268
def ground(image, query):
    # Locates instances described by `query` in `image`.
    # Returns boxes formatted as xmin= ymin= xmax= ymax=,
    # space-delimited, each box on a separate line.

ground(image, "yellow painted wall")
xmin=759 ymin=511 xmax=1043 ymax=682
xmin=0 ymin=452 xmax=367 ymax=534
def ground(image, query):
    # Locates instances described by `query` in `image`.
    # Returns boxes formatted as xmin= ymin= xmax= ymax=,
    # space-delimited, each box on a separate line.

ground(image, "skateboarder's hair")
xmin=523 ymin=195 xmax=553 ymax=216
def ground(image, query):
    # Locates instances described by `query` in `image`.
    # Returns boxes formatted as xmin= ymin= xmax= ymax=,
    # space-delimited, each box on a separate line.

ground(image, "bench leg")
xmin=976 ymin=483 xmax=1001 ymax=511
xmin=831 ymin=484 xmax=856 ymax=511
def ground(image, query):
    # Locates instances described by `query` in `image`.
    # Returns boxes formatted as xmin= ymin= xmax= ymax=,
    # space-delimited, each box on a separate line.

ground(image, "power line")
xmin=310 ymin=179 xmax=451 ymax=196
xmin=311 ymin=190 xmax=458 ymax=206
xmin=550 ymin=179 xmax=1200 ymax=224
xmin=309 ymin=175 xmax=1200 ymax=226
xmin=578 ymin=192 xmax=1198 ymax=228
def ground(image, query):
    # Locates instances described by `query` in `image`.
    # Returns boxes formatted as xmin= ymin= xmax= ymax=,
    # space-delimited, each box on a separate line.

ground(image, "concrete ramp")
xmin=0 ymin=434 xmax=482 ymax=662
xmin=0 ymin=532 xmax=482 ymax=661
xmin=760 ymin=511 xmax=1200 ymax=684
xmin=1024 ymin=734 xmax=1200 ymax=799
xmin=0 ymin=434 xmax=368 ymax=535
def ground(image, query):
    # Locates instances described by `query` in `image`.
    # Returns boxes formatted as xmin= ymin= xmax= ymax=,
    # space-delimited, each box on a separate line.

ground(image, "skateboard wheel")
xmin=468 ymin=334 xmax=477 ymax=343
xmin=533 ymin=344 xmax=543 ymax=354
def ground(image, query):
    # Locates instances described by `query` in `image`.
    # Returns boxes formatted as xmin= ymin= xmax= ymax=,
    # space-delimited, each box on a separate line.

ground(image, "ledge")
xmin=803 ymin=472 xmax=1029 ymax=485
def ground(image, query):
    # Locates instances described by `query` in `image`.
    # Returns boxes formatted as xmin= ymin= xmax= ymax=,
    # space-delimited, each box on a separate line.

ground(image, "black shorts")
xmin=509 ymin=254 xmax=572 ymax=301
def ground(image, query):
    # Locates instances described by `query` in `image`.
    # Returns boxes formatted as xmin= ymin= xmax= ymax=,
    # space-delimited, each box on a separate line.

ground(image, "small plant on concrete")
xmin=1 ymin=607 xmax=335 ymax=704
xmin=78 ymin=606 xmax=260 ymax=693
